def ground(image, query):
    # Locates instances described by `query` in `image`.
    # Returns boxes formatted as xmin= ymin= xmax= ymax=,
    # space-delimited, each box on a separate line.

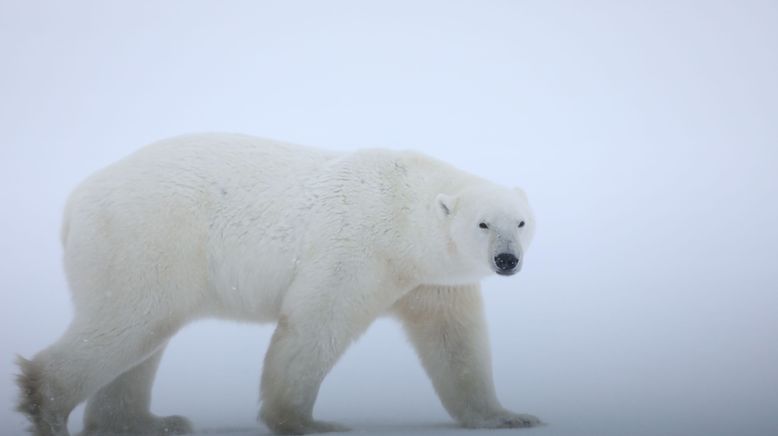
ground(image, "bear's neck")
xmin=382 ymin=150 xmax=490 ymax=287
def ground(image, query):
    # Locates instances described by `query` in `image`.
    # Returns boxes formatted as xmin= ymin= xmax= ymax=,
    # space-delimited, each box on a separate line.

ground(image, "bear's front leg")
xmin=260 ymin=270 xmax=387 ymax=435
xmin=393 ymin=283 xmax=542 ymax=429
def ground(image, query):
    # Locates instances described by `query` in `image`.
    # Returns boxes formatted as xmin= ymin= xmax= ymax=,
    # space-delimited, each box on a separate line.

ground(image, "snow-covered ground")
xmin=2 ymin=1 xmax=777 ymax=436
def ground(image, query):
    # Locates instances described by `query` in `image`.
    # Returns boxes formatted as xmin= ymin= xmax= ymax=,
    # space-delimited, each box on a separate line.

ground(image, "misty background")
xmin=1 ymin=1 xmax=776 ymax=435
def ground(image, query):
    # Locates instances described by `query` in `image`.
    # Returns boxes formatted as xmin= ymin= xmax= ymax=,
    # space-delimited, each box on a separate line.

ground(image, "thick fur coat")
xmin=17 ymin=133 xmax=538 ymax=435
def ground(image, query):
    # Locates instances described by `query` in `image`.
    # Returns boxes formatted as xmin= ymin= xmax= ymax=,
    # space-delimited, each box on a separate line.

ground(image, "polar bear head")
xmin=436 ymin=185 xmax=535 ymax=281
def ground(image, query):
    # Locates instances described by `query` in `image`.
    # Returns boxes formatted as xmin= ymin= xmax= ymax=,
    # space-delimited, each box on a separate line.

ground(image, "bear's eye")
xmin=518 ymin=221 xmax=525 ymax=228
xmin=479 ymin=222 xmax=489 ymax=230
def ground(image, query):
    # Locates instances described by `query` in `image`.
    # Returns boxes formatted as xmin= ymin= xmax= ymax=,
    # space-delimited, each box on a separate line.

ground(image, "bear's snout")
xmin=494 ymin=252 xmax=519 ymax=275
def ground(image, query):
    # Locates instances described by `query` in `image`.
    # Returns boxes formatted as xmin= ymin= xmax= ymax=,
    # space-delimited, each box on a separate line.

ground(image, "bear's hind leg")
xmin=17 ymin=315 xmax=177 ymax=436
xmin=80 ymin=344 xmax=192 ymax=436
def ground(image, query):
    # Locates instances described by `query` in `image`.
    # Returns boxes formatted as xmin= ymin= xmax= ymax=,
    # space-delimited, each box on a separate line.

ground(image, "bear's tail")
xmin=15 ymin=355 xmax=45 ymax=434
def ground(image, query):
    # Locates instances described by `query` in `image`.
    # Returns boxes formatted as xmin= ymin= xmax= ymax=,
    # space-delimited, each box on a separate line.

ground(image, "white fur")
xmin=17 ymin=133 xmax=539 ymax=435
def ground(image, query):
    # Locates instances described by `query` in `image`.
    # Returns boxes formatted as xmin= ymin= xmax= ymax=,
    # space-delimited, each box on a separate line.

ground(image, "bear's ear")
xmin=436 ymin=194 xmax=457 ymax=217
xmin=514 ymin=187 xmax=528 ymax=201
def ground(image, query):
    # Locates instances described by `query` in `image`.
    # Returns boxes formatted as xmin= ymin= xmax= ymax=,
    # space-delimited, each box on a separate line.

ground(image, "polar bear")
xmin=17 ymin=133 xmax=539 ymax=435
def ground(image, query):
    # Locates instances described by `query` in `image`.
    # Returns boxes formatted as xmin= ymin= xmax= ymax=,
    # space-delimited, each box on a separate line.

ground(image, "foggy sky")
xmin=1 ymin=1 xmax=777 ymax=435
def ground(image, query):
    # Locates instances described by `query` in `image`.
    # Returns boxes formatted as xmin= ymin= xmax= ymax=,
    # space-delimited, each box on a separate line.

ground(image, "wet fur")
xmin=16 ymin=356 xmax=48 ymax=435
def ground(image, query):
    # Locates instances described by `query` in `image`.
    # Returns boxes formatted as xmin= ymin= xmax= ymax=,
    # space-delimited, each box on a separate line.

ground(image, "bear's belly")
xmin=206 ymin=243 xmax=300 ymax=322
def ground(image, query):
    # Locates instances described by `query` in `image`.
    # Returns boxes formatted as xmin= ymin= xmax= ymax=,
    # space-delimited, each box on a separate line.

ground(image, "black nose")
xmin=494 ymin=253 xmax=519 ymax=272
